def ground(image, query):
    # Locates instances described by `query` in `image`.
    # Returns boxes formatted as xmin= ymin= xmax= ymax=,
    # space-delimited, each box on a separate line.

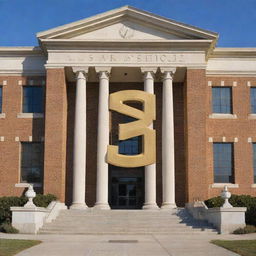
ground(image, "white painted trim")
xmin=17 ymin=113 xmax=44 ymax=118
xmin=209 ymin=113 xmax=237 ymax=119
xmin=248 ymin=137 xmax=252 ymax=143
xmin=2 ymin=80 xmax=7 ymax=85
xmin=211 ymin=183 xmax=239 ymax=188
xmin=208 ymin=137 xmax=213 ymax=142
xmin=15 ymin=182 xmax=42 ymax=188
xmin=0 ymin=136 xmax=4 ymax=142
xmin=248 ymin=114 xmax=256 ymax=119
xmin=234 ymin=137 xmax=238 ymax=143
xmin=15 ymin=136 xmax=19 ymax=142
xmin=233 ymin=81 xmax=237 ymax=87
xmin=0 ymin=113 xmax=6 ymax=118
xmin=208 ymin=81 xmax=212 ymax=87
xmin=247 ymin=81 xmax=251 ymax=87
xmin=251 ymin=184 xmax=256 ymax=188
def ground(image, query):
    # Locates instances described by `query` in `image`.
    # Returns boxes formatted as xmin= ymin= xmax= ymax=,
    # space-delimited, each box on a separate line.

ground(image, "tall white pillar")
xmin=70 ymin=68 xmax=88 ymax=210
xmin=94 ymin=67 xmax=111 ymax=210
xmin=161 ymin=68 xmax=177 ymax=209
xmin=141 ymin=69 xmax=159 ymax=210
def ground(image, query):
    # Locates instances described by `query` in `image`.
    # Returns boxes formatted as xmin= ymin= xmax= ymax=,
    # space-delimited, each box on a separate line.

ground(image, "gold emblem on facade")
xmin=107 ymin=90 xmax=156 ymax=167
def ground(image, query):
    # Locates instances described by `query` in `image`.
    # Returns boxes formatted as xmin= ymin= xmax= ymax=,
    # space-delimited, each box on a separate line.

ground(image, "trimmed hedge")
xmin=0 ymin=194 xmax=57 ymax=225
xmin=205 ymin=194 xmax=256 ymax=226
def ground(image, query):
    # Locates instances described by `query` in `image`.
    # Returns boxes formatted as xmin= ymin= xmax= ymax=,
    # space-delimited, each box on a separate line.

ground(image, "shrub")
xmin=0 ymin=194 xmax=57 ymax=226
xmin=0 ymin=222 xmax=19 ymax=233
xmin=233 ymin=225 xmax=256 ymax=234
xmin=205 ymin=194 xmax=256 ymax=226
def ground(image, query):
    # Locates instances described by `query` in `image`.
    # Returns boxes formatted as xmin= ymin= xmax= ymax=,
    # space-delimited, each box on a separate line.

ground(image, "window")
xmin=253 ymin=143 xmax=256 ymax=183
xmin=22 ymin=86 xmax=43 ymax=113
xmin=118 ymin=136 xmax=141 ymax=155
xmin=250 ymin=88 xmax=256 ymax=114
xmin=213 ymin=143 xmax=234 ymax=183
xmin=20 ymin=142 xmax=44 ymax=186
xmin=212 ymin=87 xmax=232 ymax=114
xmin=0 ymin=86 xmax=2 ymax=113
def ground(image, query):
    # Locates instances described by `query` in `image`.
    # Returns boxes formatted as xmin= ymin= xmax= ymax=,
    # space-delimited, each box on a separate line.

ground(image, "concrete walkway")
xmin=2 ymin=233 xmax=255 ymax=256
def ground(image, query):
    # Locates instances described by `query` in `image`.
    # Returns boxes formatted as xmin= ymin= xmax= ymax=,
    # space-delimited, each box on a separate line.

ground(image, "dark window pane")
xmin=23 ymin=86 xmax=43 ymax=113
xmin=251 ymin=88 xmax=256 ymax=113
xmin=0 ymin=87 xmax=2 ymax=113
xmin=213 ymin=143 xmax=234 ymax=183
xmin=21 ymin=142 xmax=43 ymax=185
xmin=253 ymin=143 xmax=256 ymax=183
xmin=212 ymin=87 xmax=232 ymax=114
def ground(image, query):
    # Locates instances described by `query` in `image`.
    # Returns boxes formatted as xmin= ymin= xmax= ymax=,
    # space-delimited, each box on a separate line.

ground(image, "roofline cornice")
xmin=210 ymin=48 xmax=256 ymax=58
xmin=0 ymin=46 xmax=43 ymax=56
xmin=36 ymin=5 xmax=218 ymax=41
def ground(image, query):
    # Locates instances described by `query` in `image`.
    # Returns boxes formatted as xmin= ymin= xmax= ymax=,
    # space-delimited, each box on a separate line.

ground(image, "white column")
xmin=94 ymin=68 xmax=111 ymax=210
xmin=161 ymin=68 xmax=177 ymax=209
xmin=141 ymin=69 xmax=159 ymax=210
xmin=70 ymin=68 xmax=88 ymax=209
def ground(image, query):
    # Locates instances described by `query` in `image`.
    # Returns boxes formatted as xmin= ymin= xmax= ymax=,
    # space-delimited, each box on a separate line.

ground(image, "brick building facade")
xmin=0 ymin=6 xmax=256 ymax=209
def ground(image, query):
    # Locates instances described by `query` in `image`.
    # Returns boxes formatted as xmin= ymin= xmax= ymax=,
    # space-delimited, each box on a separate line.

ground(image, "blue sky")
xmin=0 ymin=0 xmax=255 ymax=47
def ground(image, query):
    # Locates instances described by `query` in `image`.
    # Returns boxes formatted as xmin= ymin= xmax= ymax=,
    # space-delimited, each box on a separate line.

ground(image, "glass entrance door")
xmin=110 ymin=176 xmax=143 ymax=209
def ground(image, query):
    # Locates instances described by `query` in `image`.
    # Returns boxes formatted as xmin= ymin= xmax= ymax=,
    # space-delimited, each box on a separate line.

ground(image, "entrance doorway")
xmin=109 ymin=167 xmax=144 ymax=209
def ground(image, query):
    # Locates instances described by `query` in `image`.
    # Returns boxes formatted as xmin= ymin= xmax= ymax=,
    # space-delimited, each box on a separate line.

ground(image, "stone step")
xmin=39 ymin=208 xmax=217 ymax=235
xmin=39 ymin=230 xmax=217 ymax=235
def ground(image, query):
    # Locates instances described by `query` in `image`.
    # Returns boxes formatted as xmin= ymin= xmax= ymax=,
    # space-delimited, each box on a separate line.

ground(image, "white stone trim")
xmin=247 ymin=81 xmax=251 ymax=87
xmin=2 ymin=80 xmax=7 ymax=85
xmin=0 ymin=136 xmax=4 ymax=142
xmin=251 ymin=184 xmax=256 ymax=188
xmin=28 ymin=136 xmax=33 ymax=142
xmin=211 ymin=183 xmax=239 ymax=188
xmin=209 ymin=113 xmax=237 ymax=119
xmin=17 ymin=113 xmax=44 ymax=118
xmin=221 ymin=81 xmax=225 ymax=86
xmin=222 ymin=137 xmax=226 ymax=142
xmin=233 ymin=81 xmax=237 ymax=87
xmin=248 ymin=137 xmax=252 ymax=143
xmin=208 ymin=137 xmax=213 ymax=142
xmin=15 ymin=136 xmax=20 ymax=142
xmin=15 ymin=183 xmax=30 ymax=188
xmin=248 ymin=114 xmax=256 ymax=119
xmin=0 ymin=113 xmax=6 ymax=118
xmin=18 ymin=80 xmax=22 ymax=85
xmin=208 ymin=81 xmax=212 ymax=87
xmin=234 ymin=137 xmax=238 ymax=143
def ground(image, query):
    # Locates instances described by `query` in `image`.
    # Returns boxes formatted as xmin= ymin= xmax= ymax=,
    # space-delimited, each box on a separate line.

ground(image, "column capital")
xmin=140 ymin=67 xmax=158 ymax=74
xmin=72 ymin=67 xmax=89 ymax=80
xmin=160 ymin=67 xmax=176 ymax=81
xmin=95 ymin=67 xmax=111 ymax=78
xmin=141 ymin=68 xmax=157 ymax=81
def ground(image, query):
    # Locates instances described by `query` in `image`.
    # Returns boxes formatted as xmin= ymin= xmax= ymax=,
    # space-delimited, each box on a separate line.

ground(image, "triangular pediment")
xmin=37 ymin=6 xmax=218 ymax=41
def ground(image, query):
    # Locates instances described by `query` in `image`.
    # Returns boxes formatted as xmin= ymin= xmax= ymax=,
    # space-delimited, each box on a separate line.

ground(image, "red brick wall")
xmin=206 ymin=77 xmax=256 ymax=198
xmin=44 ymin=69 xmax=67 ymax=202
xmin=0 ymin=76 xmax=45 ymax=196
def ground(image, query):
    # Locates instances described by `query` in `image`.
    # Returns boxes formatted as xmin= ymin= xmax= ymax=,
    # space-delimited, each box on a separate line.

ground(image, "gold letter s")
xmin=107 ymin=90 xmax=156 ymax=167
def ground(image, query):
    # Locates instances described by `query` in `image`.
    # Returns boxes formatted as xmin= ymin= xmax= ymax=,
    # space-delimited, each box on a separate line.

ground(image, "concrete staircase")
xmin=39 ymin=208 xmax=217 ymax=235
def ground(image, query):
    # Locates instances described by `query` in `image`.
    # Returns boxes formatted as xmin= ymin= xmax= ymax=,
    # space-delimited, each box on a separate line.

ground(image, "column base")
xmin=161 ymin=202 xmax=177 ymax=210
xmin=70 ymin=203 xmax=88 ymax=210
xmin=142 ymin=203 xmax=159 ymax=210
xmin=94 ymin=203 xmax=110 ymax=210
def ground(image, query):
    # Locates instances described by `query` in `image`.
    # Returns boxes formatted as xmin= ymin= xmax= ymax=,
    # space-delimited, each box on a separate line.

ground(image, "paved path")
xmin=2 ymin=233 xmax=255 ymax=256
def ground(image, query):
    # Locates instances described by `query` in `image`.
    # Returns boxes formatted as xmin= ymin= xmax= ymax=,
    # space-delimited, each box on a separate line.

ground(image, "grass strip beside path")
xmin=0 ymin=239 xmax=41 ymax=256
xmin=211 ymin=240 xmax=256 ymax=256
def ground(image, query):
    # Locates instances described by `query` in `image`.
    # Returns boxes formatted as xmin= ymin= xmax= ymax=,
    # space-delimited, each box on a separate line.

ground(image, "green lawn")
xmin=0 ymin=239 xmax=41 ymax=256
xmin=212 ymin=240 xmax=256 ymax=256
